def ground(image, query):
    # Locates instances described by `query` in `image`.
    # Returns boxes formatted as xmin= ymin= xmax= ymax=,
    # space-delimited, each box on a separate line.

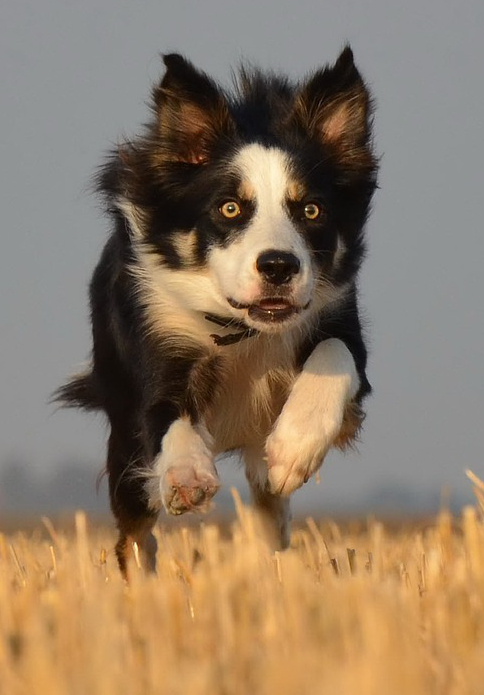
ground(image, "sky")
xmin=1 ymin=0 xmax=483 ymax=516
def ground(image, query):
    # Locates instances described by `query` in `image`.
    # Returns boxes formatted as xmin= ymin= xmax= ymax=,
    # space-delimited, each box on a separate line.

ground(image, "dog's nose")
xmin=256 ymin=250 xmax=301 ymax=285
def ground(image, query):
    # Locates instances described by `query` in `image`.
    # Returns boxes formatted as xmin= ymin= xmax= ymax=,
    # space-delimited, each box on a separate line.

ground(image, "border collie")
xmin=56 ymin=46 xmax=377 ymax=577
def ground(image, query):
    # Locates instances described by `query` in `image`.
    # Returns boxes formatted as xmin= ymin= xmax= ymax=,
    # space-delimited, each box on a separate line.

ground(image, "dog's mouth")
xmin=228 ymin=297 xmax=306 ymax=324
xmin=248 ymin=298 xmax=298 ymax=323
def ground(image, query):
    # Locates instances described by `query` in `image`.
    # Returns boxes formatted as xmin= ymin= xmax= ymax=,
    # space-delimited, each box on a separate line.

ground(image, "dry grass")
xmin=1 ymin=480 xmax=484 ymax=695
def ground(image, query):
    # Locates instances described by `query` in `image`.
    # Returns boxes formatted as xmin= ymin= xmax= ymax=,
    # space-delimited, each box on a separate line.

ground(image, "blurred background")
xmin=1 ymin=0 xmax=483 ymax=519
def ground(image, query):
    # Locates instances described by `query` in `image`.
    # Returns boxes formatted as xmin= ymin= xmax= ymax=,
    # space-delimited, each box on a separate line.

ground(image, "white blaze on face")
xmin=208 ymin=144 xmax=313 ymax=306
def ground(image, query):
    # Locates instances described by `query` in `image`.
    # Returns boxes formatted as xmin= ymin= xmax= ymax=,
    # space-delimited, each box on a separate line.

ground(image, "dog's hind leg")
xmin=115 ymin=521 xmax=158 ymax=577
xmin=244 ymin=446 xmax=291 ymax=550
xmin=107 ymin=426 xmax=158 ymax=579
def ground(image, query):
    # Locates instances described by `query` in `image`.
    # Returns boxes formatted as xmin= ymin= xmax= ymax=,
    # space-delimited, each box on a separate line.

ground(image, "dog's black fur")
xmin=55 ymin=47 xmax=377 ymax=575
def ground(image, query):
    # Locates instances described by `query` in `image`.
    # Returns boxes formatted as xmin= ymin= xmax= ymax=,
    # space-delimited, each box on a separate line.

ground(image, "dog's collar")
xmin=204 ymin=313 xmax=258 ymax=346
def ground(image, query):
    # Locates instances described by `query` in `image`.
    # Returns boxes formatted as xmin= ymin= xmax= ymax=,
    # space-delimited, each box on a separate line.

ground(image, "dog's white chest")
xmin=204 ymin=339 xmax=297 ymax=453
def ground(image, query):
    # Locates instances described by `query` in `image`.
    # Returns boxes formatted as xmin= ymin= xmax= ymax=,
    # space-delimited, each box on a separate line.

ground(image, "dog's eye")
xmin=304 ymin=203 xmax=321 ymax=220
xmin=219 ymin=201 xmax=241 ymax=219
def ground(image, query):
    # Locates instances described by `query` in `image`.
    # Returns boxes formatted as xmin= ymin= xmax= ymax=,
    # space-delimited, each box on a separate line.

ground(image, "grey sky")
xmin=1 ymin=0 xmax=483 ymax=515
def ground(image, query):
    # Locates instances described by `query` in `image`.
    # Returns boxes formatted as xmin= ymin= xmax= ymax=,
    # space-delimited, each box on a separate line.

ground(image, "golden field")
xmin=1 ymin=475 xmax=484 ymax=695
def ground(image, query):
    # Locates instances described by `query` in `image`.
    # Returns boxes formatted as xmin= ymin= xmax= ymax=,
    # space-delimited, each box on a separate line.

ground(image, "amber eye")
xmin=219 ymin=201 xmax=241 ymax=219
xmin=304 ymin=203 xmax=321 ymax=220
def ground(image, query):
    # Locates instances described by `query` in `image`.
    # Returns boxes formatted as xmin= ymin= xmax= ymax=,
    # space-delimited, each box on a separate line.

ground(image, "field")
xmin=1 ymin=475 xmax=484 ymax=695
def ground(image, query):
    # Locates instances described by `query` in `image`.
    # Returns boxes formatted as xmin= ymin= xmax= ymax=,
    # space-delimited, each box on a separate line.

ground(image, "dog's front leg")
xmin=148 ymin=416 xmax=220 ymax=515
xmin=266 ymin=338 xmax=360 ymax=496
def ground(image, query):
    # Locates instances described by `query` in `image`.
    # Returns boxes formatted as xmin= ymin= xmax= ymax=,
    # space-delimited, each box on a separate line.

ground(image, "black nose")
xmin=256 ymin=250 xmax=301 ymax=285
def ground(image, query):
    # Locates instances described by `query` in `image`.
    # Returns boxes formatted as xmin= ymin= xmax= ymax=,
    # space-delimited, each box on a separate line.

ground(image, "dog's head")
xmin=108 ymin=48 xmax=377 ymax=334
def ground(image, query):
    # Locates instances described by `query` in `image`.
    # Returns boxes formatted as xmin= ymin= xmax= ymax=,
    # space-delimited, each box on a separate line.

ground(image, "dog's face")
xmin=112 ymin=49 xmax=377 ymax=334
xmin=207 ymin=143 xmax=322 ymax=329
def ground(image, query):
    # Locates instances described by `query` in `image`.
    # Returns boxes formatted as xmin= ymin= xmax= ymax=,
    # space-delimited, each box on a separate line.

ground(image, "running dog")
xmin=56 ymin=46 xmax=378 ymax=576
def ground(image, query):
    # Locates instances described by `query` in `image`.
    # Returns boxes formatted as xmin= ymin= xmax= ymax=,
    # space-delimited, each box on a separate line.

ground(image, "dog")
xmin=55 ymin=46 xmax=377 ymax=577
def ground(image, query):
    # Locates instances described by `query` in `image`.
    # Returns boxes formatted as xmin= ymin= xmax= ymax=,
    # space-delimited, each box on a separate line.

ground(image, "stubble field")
xmin=1 ymin=475 xmax=484 ymax=695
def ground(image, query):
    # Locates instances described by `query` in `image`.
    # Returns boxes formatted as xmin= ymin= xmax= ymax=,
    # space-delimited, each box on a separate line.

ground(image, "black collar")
xmin=204 ymin=313 xmax=258 ymax=346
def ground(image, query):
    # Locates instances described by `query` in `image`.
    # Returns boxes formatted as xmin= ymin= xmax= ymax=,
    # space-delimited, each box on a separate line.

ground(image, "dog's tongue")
xmin=257 ymin=299 xmax=290 ymax=310
xmin=248 ymin=298 xmax=295 ymax=322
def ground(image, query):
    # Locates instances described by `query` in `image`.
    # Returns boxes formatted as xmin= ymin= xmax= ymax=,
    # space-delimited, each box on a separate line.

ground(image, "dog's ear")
xmin=153 ymin=54 xmax=233 ymax=164
xmin=293 ymin=46 xmax=373 ymax=167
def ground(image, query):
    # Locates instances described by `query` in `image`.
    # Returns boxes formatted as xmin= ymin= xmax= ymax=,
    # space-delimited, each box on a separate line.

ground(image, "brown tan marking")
xmin=287 ymin=179 xmax=307 ymax=202
xmin=172 ymin=230 xmax=198 ymax=266
xmin=333 ymin=400 xmax=366 ymax=450
xmin=237 ymin=179 xmax=256 ymax=201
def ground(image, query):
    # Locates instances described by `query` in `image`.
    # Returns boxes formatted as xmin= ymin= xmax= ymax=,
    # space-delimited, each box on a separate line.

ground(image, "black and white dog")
xmin=56 ymin=46 xmax=377 ymax=576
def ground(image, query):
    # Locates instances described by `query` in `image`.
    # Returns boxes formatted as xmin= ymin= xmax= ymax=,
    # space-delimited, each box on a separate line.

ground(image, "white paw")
xmin=266 ymin=410 xmax=340 ymax=496
xmin=150 ymin=419 xmax=220 ymax=515
xmin=265 ymin=338 xmax=358 ymax=496
xmin=161 ymin=462 xmax=220 ymax=515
